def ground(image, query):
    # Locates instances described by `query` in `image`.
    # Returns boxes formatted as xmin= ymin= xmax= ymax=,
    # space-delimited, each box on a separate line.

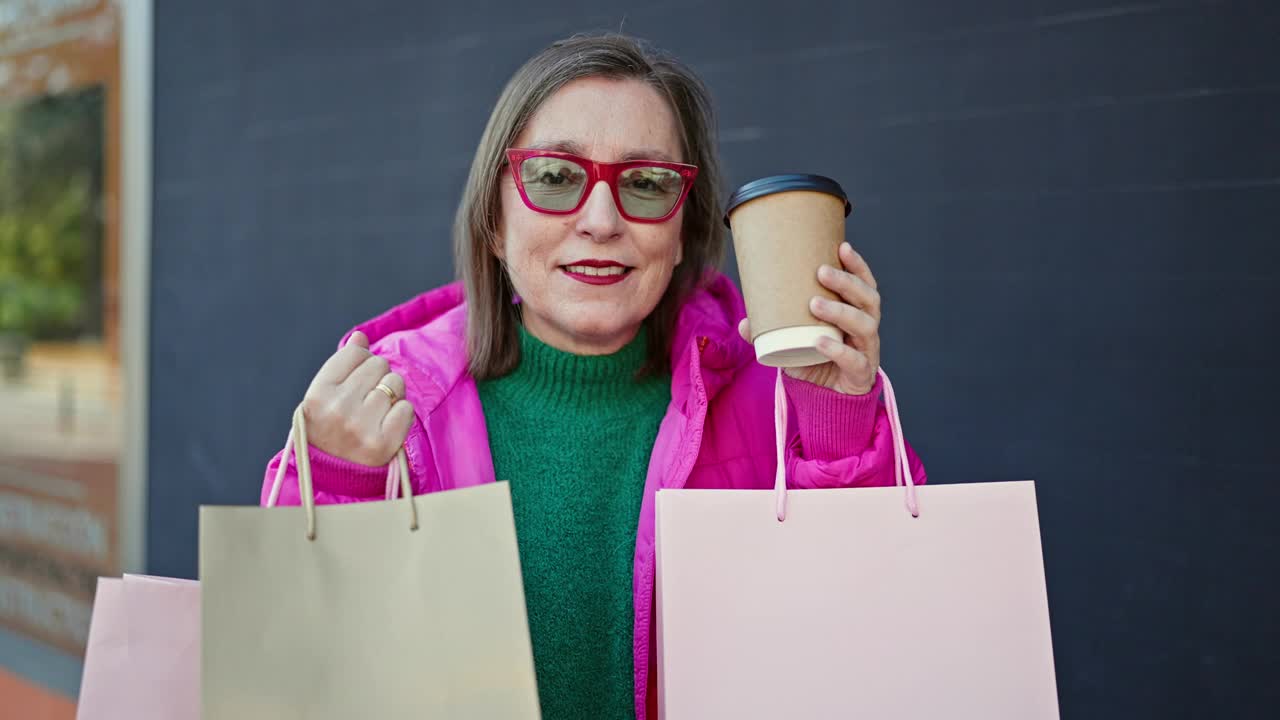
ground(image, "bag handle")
xmin=773 ymin=367 xmax=919 ymax=522
xmin=265 ymin=403 xmax=418 ymax=540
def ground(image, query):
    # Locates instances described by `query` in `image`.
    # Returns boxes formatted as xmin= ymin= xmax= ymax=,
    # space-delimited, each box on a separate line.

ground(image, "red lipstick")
xmin=561 ymin=259 xmax=632 ymax=286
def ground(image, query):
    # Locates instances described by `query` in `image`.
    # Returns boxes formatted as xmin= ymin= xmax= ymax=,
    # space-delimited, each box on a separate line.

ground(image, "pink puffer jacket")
xmin=263 ymin=271 xmax=926 ymax=719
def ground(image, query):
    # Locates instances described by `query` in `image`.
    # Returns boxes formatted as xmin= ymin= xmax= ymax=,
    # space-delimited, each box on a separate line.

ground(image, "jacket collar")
xmin=342 ymin=271 xmax=754 ymax=413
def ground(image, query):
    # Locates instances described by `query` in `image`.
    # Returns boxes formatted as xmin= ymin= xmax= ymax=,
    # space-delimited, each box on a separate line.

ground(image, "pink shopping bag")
xmin=76 ymin=575 xmax=200 ymax=720
xmin=76 ymin=579 xmax=127 ymax=719
xmin=655 ymin=369 xmax=1060 ymax=718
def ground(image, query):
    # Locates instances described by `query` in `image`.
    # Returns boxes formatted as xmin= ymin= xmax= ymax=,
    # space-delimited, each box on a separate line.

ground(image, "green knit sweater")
xmin=477 ymin=325 xmax=671 ymax=720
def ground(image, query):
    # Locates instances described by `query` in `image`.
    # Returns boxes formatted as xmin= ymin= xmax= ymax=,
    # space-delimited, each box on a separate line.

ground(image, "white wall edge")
xmin=118 ymin=0 xmax=152 ymax=574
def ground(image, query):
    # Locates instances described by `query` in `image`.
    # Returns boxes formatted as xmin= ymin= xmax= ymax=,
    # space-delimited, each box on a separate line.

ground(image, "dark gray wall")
xmin=151 ymin=2 xmax=1279 ymax=716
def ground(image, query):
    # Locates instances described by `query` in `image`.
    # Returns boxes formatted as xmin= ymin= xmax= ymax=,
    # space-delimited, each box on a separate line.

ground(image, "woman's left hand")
xmin=738 ymin=241 xmax=881 ymax=396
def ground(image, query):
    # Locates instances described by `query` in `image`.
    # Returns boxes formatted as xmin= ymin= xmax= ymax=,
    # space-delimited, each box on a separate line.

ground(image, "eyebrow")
xmin=526 ymin=139 xmax=679 ymax=163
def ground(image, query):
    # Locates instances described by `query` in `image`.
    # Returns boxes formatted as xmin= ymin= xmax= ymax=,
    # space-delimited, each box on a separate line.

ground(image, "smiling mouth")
xmin=561 ymin=264 xmax=631 ymax=277
xmin=559 ymin=263 xmax=633 ymax=285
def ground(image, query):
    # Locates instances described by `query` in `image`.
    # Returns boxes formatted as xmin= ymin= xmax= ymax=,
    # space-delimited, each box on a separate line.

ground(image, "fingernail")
xmin=818 ymin=264 xmax=834 ymax=280
xmin=810 ymin=297 xmax=827 ymax=313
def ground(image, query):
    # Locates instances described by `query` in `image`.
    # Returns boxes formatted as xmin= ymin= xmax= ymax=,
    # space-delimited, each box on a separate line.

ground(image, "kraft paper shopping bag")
xmin=199 ymin=405 xmax=540 ymax=719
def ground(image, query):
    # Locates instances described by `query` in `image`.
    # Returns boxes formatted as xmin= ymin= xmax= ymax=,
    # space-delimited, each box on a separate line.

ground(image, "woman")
xmin=264 ymin=32 xmax=925 ymax=720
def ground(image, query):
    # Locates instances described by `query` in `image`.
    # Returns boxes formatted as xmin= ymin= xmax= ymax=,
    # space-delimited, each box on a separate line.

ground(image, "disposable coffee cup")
xmin=725 ymin=174 xmax=852 ymax=368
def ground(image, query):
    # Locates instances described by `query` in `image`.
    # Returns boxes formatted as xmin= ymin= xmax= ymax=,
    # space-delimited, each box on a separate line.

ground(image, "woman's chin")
xmin=523 ymin=296 xmax=656 ymax=351
xmin=547 ymin=313 xmax=643 ymax=352
xmin=572 ymin=322 xmax=640 ymax=347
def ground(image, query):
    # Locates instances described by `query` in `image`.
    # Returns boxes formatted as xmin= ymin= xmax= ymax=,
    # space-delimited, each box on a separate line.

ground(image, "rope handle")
xmin=265 ymin=403 xmax=418 ymax=540
xmin=773 ymin=367 xmax=919 ymax=522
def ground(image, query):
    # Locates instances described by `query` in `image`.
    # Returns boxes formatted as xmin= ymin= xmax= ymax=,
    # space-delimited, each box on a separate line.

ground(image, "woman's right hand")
xmin=300 ymin=331 xmax=414 ymax=466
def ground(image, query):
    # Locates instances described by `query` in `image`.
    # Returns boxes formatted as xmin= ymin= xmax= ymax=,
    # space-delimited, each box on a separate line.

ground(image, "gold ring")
xmin=374 ymin=382 xmax=398 ymax=403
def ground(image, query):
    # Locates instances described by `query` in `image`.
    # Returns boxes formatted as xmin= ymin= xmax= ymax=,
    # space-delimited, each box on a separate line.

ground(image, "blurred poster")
xmin=0 ymin=0 xmax=122 ymax=656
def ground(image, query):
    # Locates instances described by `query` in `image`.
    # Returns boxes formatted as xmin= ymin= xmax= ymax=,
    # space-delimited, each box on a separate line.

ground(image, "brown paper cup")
xmin=727 ymin=175 xmax=851 ymax=367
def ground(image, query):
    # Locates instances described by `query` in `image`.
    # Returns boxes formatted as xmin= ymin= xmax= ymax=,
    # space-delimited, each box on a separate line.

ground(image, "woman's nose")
xmin=574 ymin=180 xmax=624 ymax=242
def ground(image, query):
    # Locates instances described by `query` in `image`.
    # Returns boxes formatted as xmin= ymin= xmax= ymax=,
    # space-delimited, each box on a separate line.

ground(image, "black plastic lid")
xmin=723 ymin=174 xmax=851 ymax=227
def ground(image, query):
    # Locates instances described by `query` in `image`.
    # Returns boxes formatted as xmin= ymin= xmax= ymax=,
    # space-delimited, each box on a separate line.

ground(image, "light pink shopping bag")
xmin=655 ymin=370 xmax=1060 ymax=719
xmin=121 ymin=575 xmax=200 ymax=719
xmin=76 ymin=575 xmax=200 ymax=720
xmin=76 ymin=579 xmax=127 ymax=720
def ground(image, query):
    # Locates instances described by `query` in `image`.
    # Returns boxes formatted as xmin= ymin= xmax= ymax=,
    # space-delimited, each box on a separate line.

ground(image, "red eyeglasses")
xmin=505 ymin=148 xmax=698 ymax=223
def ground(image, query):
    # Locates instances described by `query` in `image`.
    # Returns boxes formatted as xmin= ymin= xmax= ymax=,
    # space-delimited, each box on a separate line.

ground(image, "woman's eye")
xmin=531 ymin=166 xmax=582 ymax=186
xmin=624 ymin=170 xmax=674 ymax=194
xmin=522 ymin=157 xmax=585 ymax=188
